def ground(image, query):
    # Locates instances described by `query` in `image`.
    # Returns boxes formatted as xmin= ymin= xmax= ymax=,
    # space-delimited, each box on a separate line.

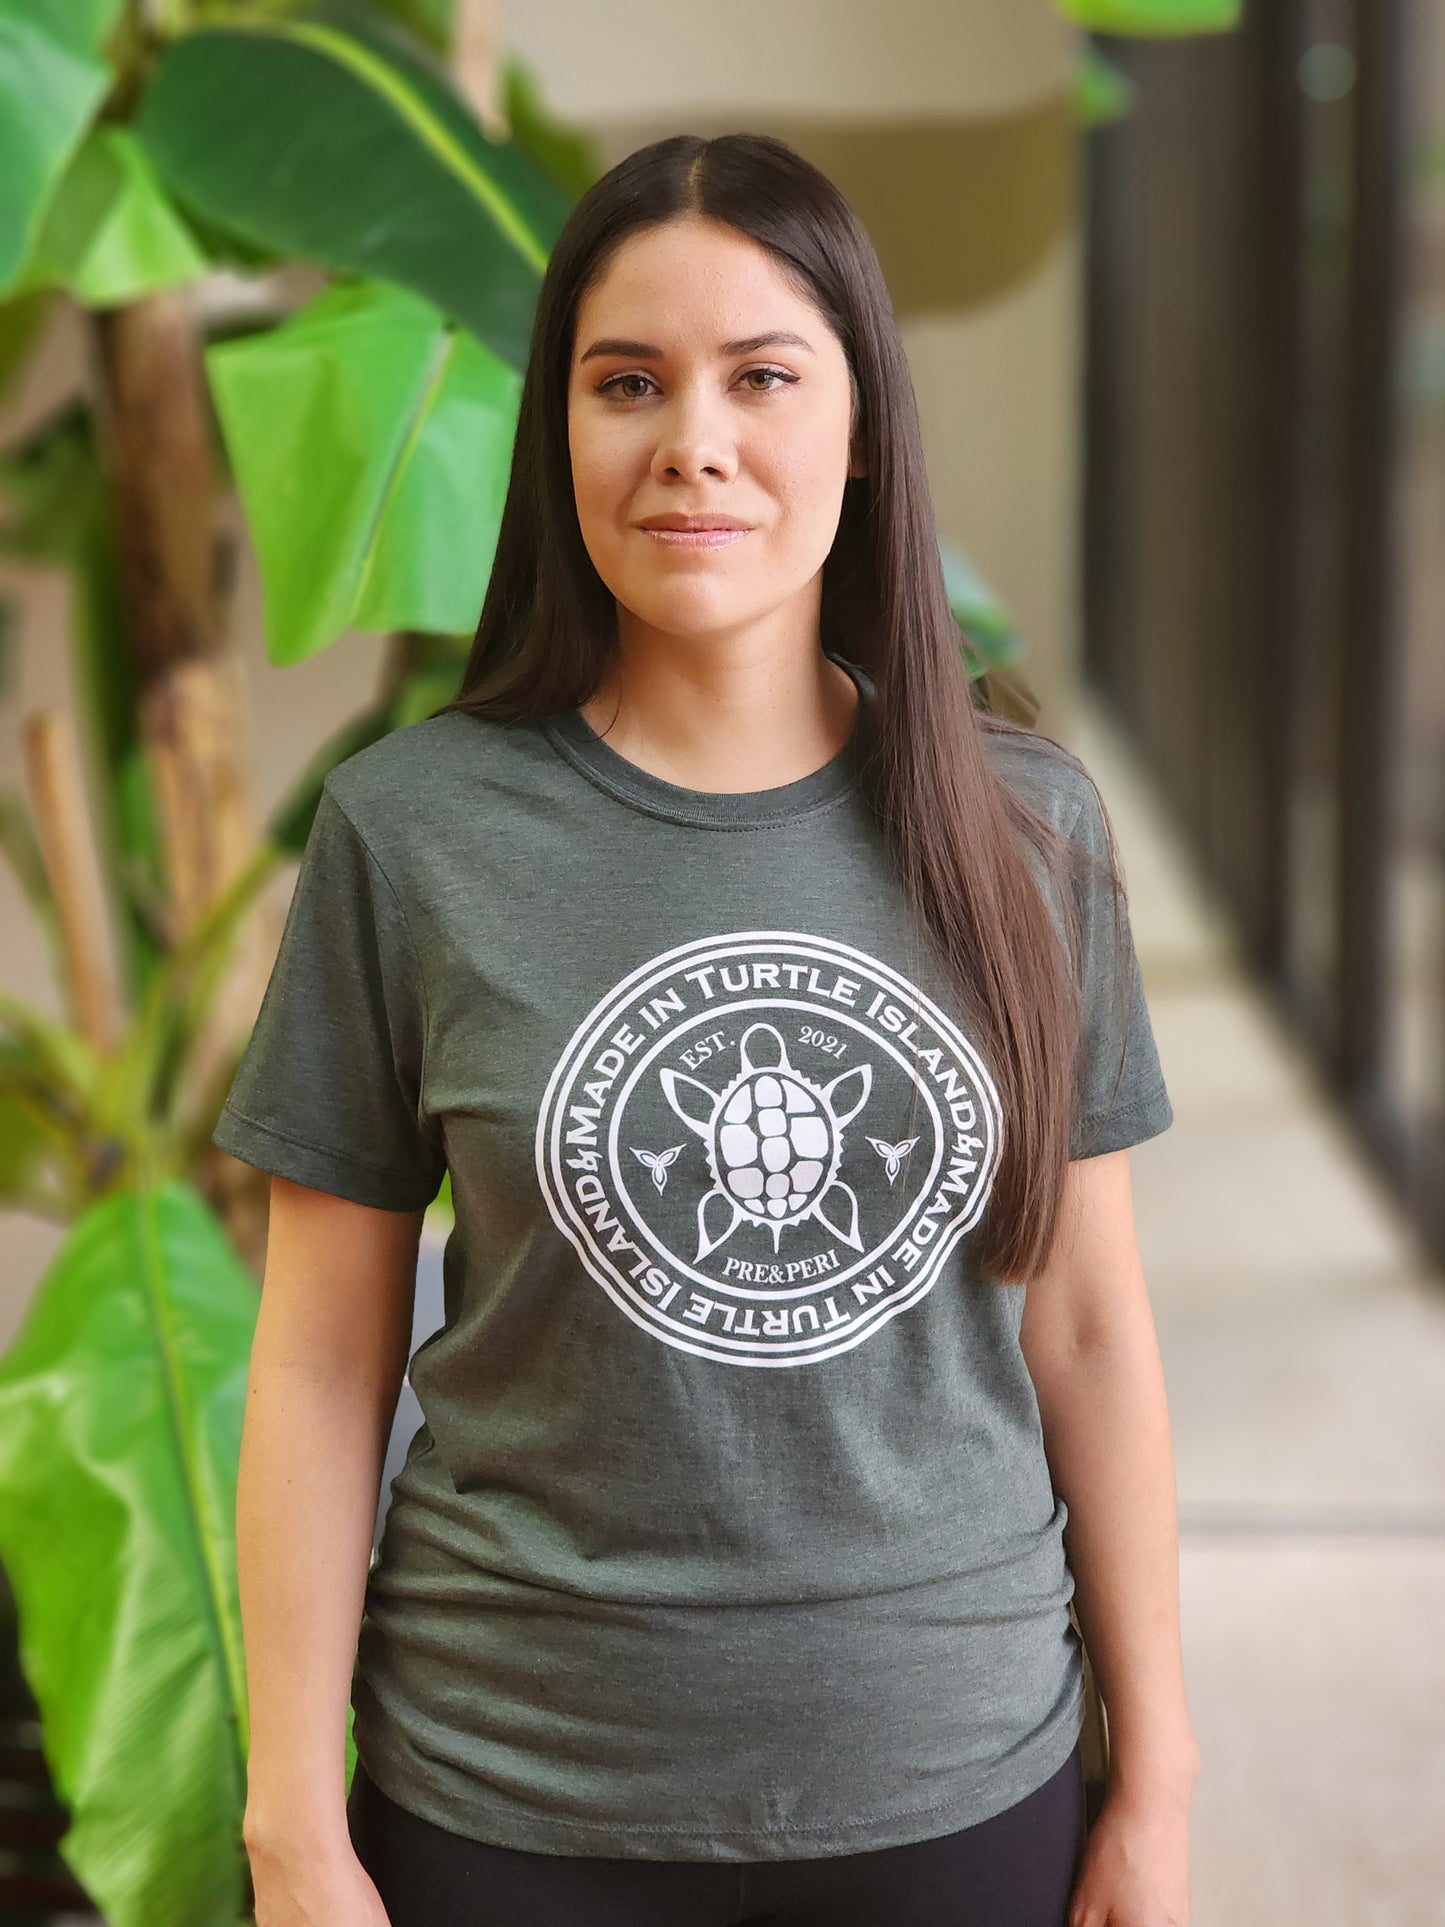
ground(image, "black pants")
xmin=346 ymin=1741 xmax=1087 ymax=1926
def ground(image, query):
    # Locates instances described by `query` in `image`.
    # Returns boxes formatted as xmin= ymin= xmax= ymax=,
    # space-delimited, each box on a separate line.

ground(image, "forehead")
xmin=573 ymin=218 xmax=816 ymax=349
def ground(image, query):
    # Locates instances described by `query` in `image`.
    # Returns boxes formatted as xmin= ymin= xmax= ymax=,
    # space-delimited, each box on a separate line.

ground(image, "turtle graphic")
xmin=658 ymin=1022 xmax=873 ymax=1260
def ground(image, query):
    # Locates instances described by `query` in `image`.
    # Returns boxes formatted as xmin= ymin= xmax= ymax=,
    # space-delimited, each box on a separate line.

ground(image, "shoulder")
xmin=978 ymin=717 xmax=1099 ymax=841
xmin=312 ymin=709 xmax=560 ymax=895
xmin=319 ymin=707 xmax=552 ymax=839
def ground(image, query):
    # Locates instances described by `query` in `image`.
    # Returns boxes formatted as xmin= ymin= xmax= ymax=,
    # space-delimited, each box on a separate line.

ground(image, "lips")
xmin=637 ymin=523 xmax=752 ymax=550
xmin=636 ymin=513 xmax=752 ymax=531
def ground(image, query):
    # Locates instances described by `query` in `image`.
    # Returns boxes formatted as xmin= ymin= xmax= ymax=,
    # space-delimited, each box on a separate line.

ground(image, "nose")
xmin=648 ymin=384 xmax=738 ymax=485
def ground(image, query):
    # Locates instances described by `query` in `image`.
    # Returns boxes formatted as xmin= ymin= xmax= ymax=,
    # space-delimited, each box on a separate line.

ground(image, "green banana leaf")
xmin=0 ymin=1029 xmax=74 ymax=1217
xmin=373 ymin=0 xmax=455 ymax=57
xmin=0 ymin=986 xmax=100 ymax=1105
xmin=0 ymin=774 xmax=87 ymax=1205
xmin=205 ymin=278 xmax=520 ymax=664
xmin=0 ymin=396 xmax=106 ymax=569
xmin=939 ymin=538 xmax=1025 ymax=678
xmin=1054 ymin=0 xmax=1241 ymax=30
xmin=0 ymin=0 xmax=123 ymax=292
xmin=388 ymin=659 xmax=465 ymax=727
xmin=0 ymin=1181 xmax=257 ymax=1926
xmin=1073 ymin=44 xmax=1136 ymax=126
xmin=0 ymin=1025 xmax=81 ymax=1217
xmin=0 ymin=817 xmax=280 ymax=1217
xmin=501 ymin=51 xmax=606 ymax=201
xmin=0 ymin=287 xmax=60 ymax=403
xmin=108 ymin=837 xmax=283 ymax=1161
xmin=135 ymin=2 xmax=572 ymax=374
xmin=12 ymin=123 xmax=211 ymax=308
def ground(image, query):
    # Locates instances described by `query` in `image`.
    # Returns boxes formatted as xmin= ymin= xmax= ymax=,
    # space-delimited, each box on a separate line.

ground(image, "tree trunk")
xmin=89 ymin=288 xmax=274 ymax=1269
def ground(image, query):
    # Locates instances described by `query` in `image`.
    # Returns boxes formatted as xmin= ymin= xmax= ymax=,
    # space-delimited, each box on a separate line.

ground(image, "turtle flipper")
xmin=696 ymin=1188 xmax=747 ymax=1262
xmin=812 ymin=1179 xmax=865 ymax=1253
xmin=821 ymin=1062 xmax=873 ymax=1130
xmin=660 ymin=1067 xmax=721 ymax=1138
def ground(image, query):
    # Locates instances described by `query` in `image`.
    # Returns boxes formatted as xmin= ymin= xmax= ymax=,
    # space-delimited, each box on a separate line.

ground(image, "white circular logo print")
xmin=535 ymin=932 xmax=1003 ymax=1367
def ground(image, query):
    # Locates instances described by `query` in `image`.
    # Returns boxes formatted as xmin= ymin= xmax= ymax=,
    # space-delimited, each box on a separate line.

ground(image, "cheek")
xmin=764 ymin=432 xmax=851 ymax=542
xmin=570 ymin=430 xmax=650 ymax=549
xmin=567 ymin=423 xmax=611 ymax=508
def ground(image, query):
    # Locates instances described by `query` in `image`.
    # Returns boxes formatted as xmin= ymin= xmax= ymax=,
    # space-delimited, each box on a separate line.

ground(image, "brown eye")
xmin=596 ymin=372 xmax=657 ymax=400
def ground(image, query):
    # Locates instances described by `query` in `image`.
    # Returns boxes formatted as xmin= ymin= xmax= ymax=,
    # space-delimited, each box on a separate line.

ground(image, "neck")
xmin=578 ymin=627 xmax=860 ymax=794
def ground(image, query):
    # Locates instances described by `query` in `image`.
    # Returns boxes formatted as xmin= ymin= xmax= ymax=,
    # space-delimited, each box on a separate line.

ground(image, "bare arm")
xmin=238 ymin=1175 xmax=424 ymax=1865
xmin=1019 ymin=1149 xmax=1200 ymax=1800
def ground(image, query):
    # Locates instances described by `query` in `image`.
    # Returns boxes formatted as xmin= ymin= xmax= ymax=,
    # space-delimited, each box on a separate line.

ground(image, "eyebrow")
xmin=577 ymin=330 xmax=816 ymax=365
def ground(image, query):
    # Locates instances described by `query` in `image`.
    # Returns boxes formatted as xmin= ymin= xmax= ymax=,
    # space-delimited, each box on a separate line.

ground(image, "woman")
xmin=221 ymin=133 xmax=1199 ymax=1927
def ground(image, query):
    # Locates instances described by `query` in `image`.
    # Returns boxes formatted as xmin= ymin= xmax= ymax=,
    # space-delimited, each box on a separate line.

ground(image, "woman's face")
xmin=567 ymin=213 xmax=864 ymax=647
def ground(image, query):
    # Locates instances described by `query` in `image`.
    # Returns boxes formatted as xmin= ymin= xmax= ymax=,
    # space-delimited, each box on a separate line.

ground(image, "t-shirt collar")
xmin=539 ymin=652 xmax=876 ymax=830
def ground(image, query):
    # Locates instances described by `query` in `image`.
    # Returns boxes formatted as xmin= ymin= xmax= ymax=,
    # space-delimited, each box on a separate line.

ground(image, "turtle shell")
xmin=711 ymin=1069 xmax=836 ymax=1221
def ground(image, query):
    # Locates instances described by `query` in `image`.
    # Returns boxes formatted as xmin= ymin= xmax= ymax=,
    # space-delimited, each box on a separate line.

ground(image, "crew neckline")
xmin=539 ymin=653 xmax=876 ymax=829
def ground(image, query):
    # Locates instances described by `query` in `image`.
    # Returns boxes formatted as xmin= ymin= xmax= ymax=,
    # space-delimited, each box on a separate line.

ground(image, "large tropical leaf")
xmin=135 ymin=2 xmax=571 ymax=373
xmin=0 ymin=286 xmax=60 ymax=403
xmin=0 ymin=989 xmax=103 ymax=1121
xmin=0 ymin=395 xmax=102 ymax=565
xmin=1073 ymin=44 xmax=1136 ymax=126
xmin=939 ymin=537 xmax=1025 ymax=677
xmin=0 ymin=1027 xmax=76 ymax=1218
xmin=387 ymin=658 xmax=466 ymax=728
xmin=0 ymin=796 xmax=98 ymax=1219
xmin=1054 ymin=0 xmax=1241 ymax=30
xmin=501 ymin=51 xmax=606 ymax=201
xmin=205 ymin=278 xmax=520 ymax=664
xmin=373 ymin=0 xmax=455 ymax=57
xmin=12 ymin=124 xmax=211 ymax=308
xmin=110 ymin=837 xmax=282 ymax=1158
xmin=0 ymin=0 xmax=123 ymax=291
xmin=0 ymin=815 xmax=277 ymax=1212
xmin=0 ymin=1182 xmax=256 ymax=1926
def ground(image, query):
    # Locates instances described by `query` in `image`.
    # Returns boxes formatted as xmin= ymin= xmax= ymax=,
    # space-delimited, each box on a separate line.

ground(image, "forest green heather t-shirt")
xmin=213 ymin=654 xmax=1173 ymax=1861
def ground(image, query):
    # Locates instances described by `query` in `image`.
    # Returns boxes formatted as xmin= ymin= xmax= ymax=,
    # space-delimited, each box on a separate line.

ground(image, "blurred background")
xmin=0 ymin=1 xmax=1440 ymax=1922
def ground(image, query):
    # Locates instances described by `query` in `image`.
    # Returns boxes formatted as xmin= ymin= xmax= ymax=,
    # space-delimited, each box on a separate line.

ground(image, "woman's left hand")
xmin=1066 ymin=1777 xmax=1194 ymax=1927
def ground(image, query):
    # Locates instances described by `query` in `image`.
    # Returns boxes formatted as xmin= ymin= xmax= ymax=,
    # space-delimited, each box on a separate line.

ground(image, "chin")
xmin=619 ymin=580 xmax=760 ymax=635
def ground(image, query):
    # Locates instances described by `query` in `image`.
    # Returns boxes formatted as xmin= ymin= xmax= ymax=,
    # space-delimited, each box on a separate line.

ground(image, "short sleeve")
xmin=211 ymin=782 xmax=446 ymax=1210
xmin=1064 ymin=777 xmax=1174 ymax=1160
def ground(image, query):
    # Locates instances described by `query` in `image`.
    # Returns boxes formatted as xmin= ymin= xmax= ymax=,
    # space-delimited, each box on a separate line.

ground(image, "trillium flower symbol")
xmin=633 ymin=1144 xmax=685 ymax=1193
xmin=866 ymin=1135 xmax=921 ymax=1183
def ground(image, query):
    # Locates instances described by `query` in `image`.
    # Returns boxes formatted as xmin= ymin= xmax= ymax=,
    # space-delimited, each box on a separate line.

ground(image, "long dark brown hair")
xmin=432 ymin=131 xmax=1136 ymax=1283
